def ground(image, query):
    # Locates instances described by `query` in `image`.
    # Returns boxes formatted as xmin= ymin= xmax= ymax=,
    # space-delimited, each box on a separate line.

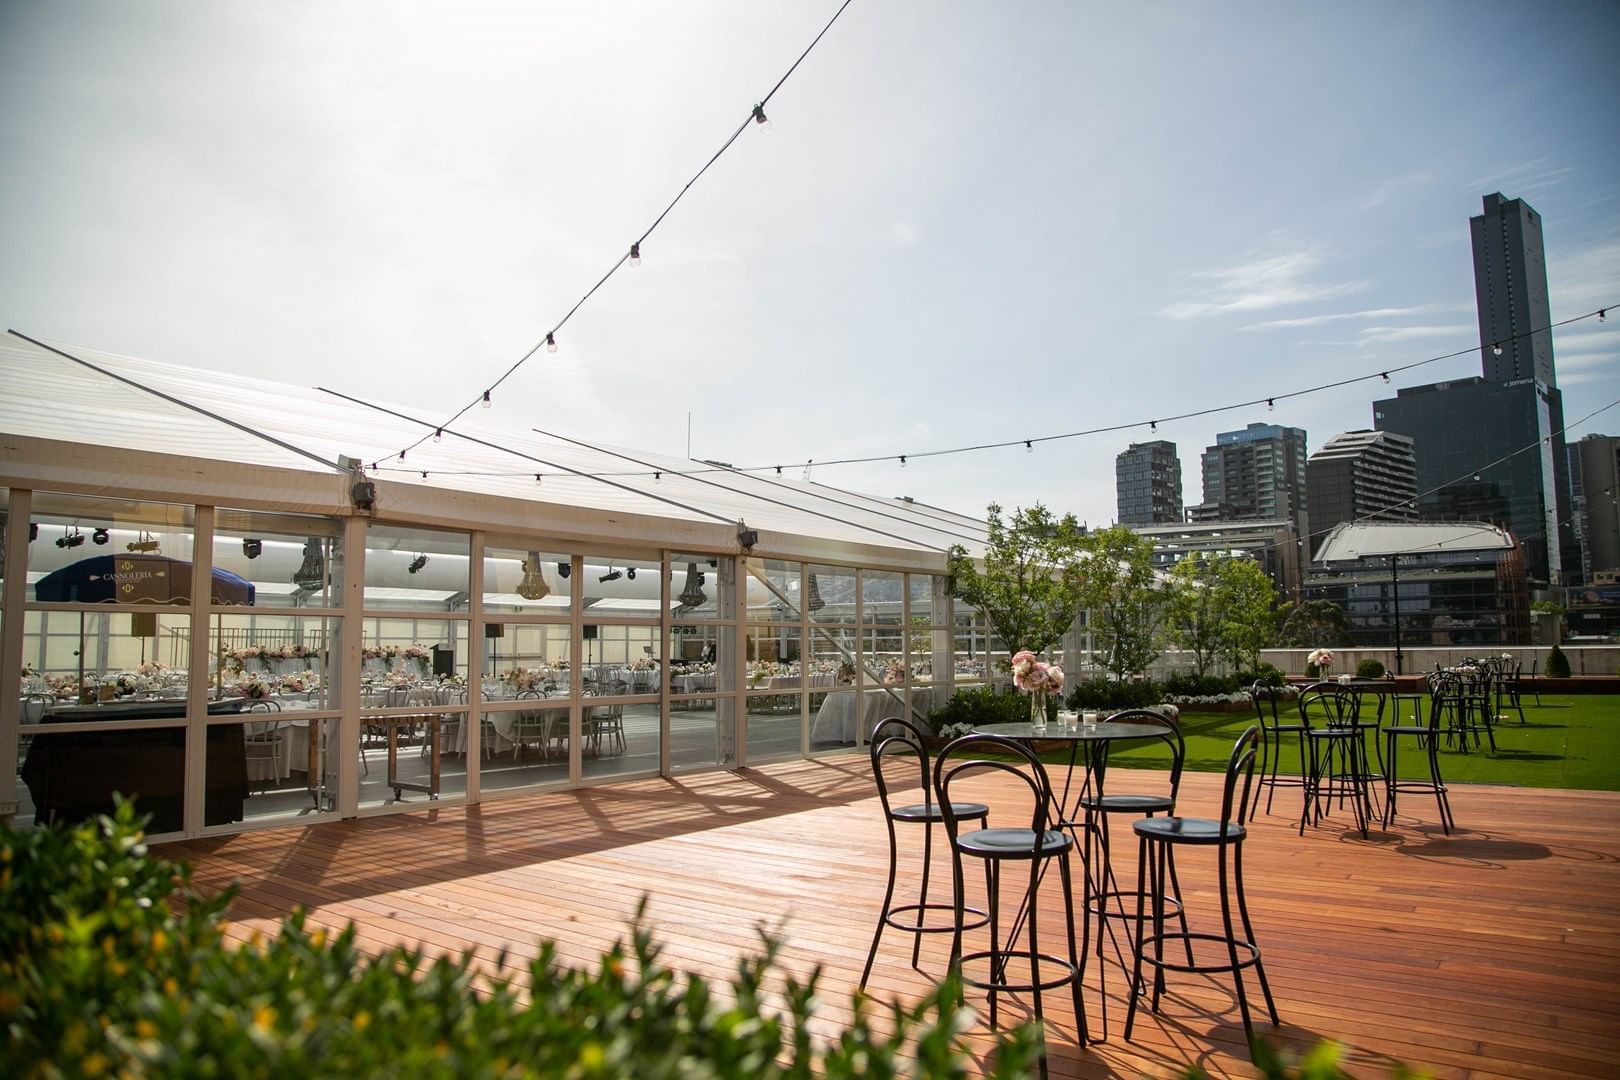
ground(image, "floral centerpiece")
xmin=137 ymin=660 xmax=168 ymax=677
xmin=628 ymin=657 xmax=656 ymax=672
xmin=234 ymin=675 xmax=273 ymax=701
xmin=883 ymin=658 xmax=906 ymax=685
xmin=1306 ymin=648 xmax=1334 ymax=678
xmin=113 ymin=673 xmax=141 ymax=696
xmin=1011 ymin=650 xmax=1064 ymax=728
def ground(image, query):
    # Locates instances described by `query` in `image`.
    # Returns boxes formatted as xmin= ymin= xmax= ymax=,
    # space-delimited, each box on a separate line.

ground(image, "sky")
xmin=2 ymin=1 xmax=1618 ymax=531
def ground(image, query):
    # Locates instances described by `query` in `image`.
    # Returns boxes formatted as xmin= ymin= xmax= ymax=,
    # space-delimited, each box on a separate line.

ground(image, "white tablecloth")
xmin=811 ymin=688 xmax=907 ymax=744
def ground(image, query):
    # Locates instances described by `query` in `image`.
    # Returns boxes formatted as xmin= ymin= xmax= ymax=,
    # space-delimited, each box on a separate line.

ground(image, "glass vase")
xmin=1030 ymin=690 xmax=1048 ymax=732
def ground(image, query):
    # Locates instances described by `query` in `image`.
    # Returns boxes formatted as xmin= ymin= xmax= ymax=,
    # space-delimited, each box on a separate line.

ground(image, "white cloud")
xmin=1559 ymin=351 xmax=1616 ymax=371
xmin=1359 ymin=323 xmax=1476 ymax=344
xmin=1242 ymin=303 xmax=1461 ymax=331
xmin=1160 ymin=251 xmax=1365 ymax=320
xmin=1358 ymin=171 xmax=1433 ymax=210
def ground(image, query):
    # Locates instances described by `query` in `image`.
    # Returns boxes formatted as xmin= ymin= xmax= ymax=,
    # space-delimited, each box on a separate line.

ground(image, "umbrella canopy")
xmin=33 ymin=554 xmax=255 ymax=605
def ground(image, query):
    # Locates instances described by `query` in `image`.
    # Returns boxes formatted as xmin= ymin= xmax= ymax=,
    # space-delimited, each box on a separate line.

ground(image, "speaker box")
xmin=130 ymin=612 xmax=158 ymax=638
xmin=582 ymin=624 xmax=598 ymax=640
xmin=432 ymin=645 xmax=455 ymax=678
xmin=484 ymin=623 xmax=504 ymax=639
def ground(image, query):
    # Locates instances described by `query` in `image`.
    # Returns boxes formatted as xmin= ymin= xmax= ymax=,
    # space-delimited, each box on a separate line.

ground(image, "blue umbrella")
xmin=33 ymin=553 xmax=255 ymax=605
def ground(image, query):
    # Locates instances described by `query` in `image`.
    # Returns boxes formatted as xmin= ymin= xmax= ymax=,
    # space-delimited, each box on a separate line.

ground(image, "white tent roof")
xmin=1314 ymin=520 xmax=1515 ymax=562
xmin=1 ymin=332 xmax=988 ymax=568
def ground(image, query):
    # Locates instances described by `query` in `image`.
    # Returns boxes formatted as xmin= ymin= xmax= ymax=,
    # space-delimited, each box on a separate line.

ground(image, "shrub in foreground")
xmin=1 ymin=803 xmax=1040 ymax=1078
xmin=928 ymin=684 xmax=1031 ymax=738
xmin=1545 ymin=644 xmax=1571 ymax=678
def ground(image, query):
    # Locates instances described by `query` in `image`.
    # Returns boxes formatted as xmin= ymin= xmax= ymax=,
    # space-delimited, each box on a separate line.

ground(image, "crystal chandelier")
xmin=516 ymin=553 xmax=550 ymax=600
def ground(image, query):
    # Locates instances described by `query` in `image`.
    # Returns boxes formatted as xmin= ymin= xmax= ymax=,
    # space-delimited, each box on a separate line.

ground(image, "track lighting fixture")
xmin=57 ymin=528 xmax=85 ymax=549
xmin=408 ymin=554 xmax=428 ymax=574
xmin=599 ymin=566 xmax=622 ymax=583
xmin=28 ymin=522 xmax=39 ymax=542
xmin=242 ymin=538 xmax=263 ymax=559
xmin=126 ymin=531 xmax=159 ymax=553
xmin=557 ymin=561 xmax=571 ymax=579
xmin=626 ymin=566 xmax=637 ymax=580
xmin=92 ymin=527 xmax=110 ymax=545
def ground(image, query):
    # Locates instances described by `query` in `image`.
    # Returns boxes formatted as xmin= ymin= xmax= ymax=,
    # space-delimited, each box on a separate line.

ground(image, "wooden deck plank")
xmin=164 ymin=757 xmax=1620 ymax=1078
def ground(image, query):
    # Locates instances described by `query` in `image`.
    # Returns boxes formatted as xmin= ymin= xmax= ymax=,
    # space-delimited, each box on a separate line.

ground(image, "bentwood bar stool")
xmin=860 ymin=717 xmax=989 ymax=990
xmin=935 ymin=734 xmax=1088 ymax=1076
xmin=1125 ymin=726 xmax=1279 ymax=1055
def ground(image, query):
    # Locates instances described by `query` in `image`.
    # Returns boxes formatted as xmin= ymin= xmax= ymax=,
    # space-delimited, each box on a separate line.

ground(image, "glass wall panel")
xmin=27 ymin=493 xmax=197 ymax=602
xmin=21 ymin=610 xmax=191 ymax=708
xmin=860 ymin=570 xmax=904 ymax=625
xmin=861 ymin=626 xmax=907 ymax=686
xmin=810 ymin=626 xmax=857 ymax=687
xmin=809 ymin=682 xmax=906 ymax=748
xmin=668 ymin=554 xmax=723 ymax=620
xmin=208 ymin=614 xmax=339 ymax=707
xmin=746 ymin=558 xmax=801 ymax=622
xmin=807 ymin=565 xmax=855 ymax=625
xmin=18 ymin=723 xmax=191 ymax=834
xmin=482 ymin=545 xmax=573 ymax=616
xmin=580 ymin=554 xmax=664 ymax=618
xmin=358 ymin=678 xmax=469 ymax=809
xmin=213 ymin=509 xmax=344 ymax=607
xmin=482 ymin=622 xmax=570 ymax=701
xmin=581 ymin=623 xmax=661 ymax=695
xmin=364 ymin=618 xmax=470 ymax=689
xmin=217 ymin=713 xmax=340 ymax=826
xmin=745 ymin=693 xmax=801 ymax=763
xmin=364 ymin=524 xmax=470 ymax=609
xmin=479 ymin=698 xmax=569 ymax=791
xmin=953 ymin=604 xmax=990 ymax=686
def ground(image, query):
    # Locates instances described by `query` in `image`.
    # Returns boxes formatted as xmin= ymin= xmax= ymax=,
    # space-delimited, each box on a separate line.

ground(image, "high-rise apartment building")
xmin=1374 ymin=192 xmax=1575 ymax=586
xmin=1115 ymin=440 xmax=1183 ymax=525
xmin=1198 ymin=423 xmax=1309 ymax=542
xmin=1305 ymin=430 xmax=1418 ymax=555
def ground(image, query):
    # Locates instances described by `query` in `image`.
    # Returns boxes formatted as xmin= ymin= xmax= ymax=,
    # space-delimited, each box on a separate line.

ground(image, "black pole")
xmin=1390 ymin=554 xmax=1404 ymax=675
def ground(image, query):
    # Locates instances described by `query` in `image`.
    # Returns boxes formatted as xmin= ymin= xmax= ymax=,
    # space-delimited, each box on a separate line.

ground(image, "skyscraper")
xmin=1197 ymin=422 xmax=1309 ymax=541
xmin=1305 ymin=430 xmax=1418 ymax=555
xmin=1374 ymin=192 xmax=1575 ymax=586
xmin=1115 ymin=440 xmax=1183 ymax=525
xmin=1573 ymin=434 xmax=1620 ymax=578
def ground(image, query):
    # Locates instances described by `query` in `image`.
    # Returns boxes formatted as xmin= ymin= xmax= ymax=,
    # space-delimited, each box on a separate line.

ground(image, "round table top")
xmin=973 ymin=720 xmax=1168 ymax=742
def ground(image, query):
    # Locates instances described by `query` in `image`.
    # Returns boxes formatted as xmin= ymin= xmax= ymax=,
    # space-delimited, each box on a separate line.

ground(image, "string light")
xmin=1492 ymin=343 xmax=1504 ymax=356
xmin=482 ymin=390 xmax=492 ymax=409
xmin=1601 ymin=308 xmax=1608 ymax=322
xmin=545 ymin=332 xmax=557 ymax=353
xmin=654 ymin=471 xmax=662 ymax=484
xmin=752 ymin=103 xmax=770 ymax=130
xmin=344 ymin=305 xmax=1614 ymax=488
xmin=899 ymin=455 xmax=907 ymax=468
xmin=434 ymin=428 xmax=443 ymax=442
xmin=535 ymin=473 xmax=543 ymax=485
xmin=1025 ymin=440 xmax=1033 ymax=454
xmin=1267 ymin=398 xmax=1274 ymax=412
xmin=629 ymin=243 xmax=641 ymax=268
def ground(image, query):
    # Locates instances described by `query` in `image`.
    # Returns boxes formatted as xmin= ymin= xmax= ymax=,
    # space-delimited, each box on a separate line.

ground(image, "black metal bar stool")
xmin=1298 ymin=683 xmax=1374 ymax=838
xmin=936 ymin=733 xmax=1088 ymax=1076
xmin=859 ymin=717 xmax=989 ymax=990
xmin=1247 ymin=682 xmax=1306 ymax=821
xmin=1078 ymin=708 xmax=1191 ymax=1031
xmin=1383 ymin=683 xmax=1456 ymax=834
xmin=1125 ymin=726 xmax=1278 ymax=1055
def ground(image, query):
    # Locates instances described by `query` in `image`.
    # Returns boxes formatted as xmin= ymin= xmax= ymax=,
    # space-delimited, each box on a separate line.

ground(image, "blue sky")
xmin=2 ymin=1 xmax=1616 ymax=530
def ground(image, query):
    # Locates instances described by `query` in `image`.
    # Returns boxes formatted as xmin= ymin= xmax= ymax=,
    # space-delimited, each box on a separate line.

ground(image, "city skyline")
xmin=2 ymin=2 xmax=1616 ymax=531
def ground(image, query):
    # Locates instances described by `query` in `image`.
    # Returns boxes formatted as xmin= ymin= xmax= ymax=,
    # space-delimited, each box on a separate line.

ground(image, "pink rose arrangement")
xmin=1011 ymin=650 xmax=1065 ymax=695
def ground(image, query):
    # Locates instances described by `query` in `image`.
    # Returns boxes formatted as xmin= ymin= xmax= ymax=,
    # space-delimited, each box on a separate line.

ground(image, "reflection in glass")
xmin=669 ymin=553 xmax=724 ymax=619
xmin=861 ymin=570 xmax=904 ymax=625
xmin=743 ymin=558 xmax=801 ymax=622
xmin=21 ymin=610 xmax=191 ymax=706
xmin=214 ymin=509 xmax=343 ymax=605
xmin=808 ymin=565 xmax=855 ymax=624
xmin=364 ymin=524 xmax=470 ymax=603
xmin=483 ymin=545 xmax=573 ymax=615
xmin=746 ymin=693 xmax=801 ymax=763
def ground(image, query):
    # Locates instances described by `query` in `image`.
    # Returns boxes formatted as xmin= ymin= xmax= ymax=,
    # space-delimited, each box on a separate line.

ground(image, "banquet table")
xmin=810 ymin=688 xmax=907 ymax=744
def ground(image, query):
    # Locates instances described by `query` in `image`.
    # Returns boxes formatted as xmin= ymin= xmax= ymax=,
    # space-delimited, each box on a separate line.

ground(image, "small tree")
xmin=1275 ymin=599 xmax=1352 ymax=648
xmin=1218 ymin=557 xmax=1278 ymax=674
xmin=1077 ymin=525 xmax=1167 ymax=681
xmin=947 ymin=503 xmax=1089 ymax=659
xmin=1166 ymin=554 xmax=1223 ymax=677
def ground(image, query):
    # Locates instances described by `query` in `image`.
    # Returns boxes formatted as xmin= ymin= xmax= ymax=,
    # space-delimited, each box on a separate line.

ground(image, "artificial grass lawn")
xmin=1077 ymin=693 xmax=1620 ymax=792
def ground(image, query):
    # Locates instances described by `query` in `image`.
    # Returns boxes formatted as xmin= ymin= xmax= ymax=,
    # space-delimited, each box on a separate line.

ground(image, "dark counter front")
xmin=21 ymin=700 xmax=250 ymax=833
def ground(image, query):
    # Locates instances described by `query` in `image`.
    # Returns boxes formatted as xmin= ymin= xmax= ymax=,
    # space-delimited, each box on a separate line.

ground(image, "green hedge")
xmin=1 ymin=803 xmax=1040 ymax=1078
xmin=927 ymin=685 xmax=1033 ymax=735
xmin=1355 ymin=659 xmax=1386 ymax=679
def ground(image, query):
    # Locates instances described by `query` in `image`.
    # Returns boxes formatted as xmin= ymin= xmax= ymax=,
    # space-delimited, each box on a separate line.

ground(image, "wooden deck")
xmin=166 ymin=756 xmax=1620 ymax=1078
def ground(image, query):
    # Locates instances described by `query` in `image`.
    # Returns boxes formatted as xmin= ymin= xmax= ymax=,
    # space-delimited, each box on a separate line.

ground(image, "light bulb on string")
xmin=1492 ymin=343 xmax=1504 ymax=357
xmin=534 ymin=473 xmax=543 ymax=485
xmin=1150 ymin=420 xmax=1157 ymax=432
xmin=434 ymin=428 xmax=443 ymax=442
xmin=654 ymin=471 xmax=662 ymax=484
xmin=899 ymin=455 xmax=907 ymax=469
xmin=752 ymin=104 xmax=770 ymax=131
xmin=1025 ymin=440 xmax=1033 ymax=454
xmin=1381 ymin=372 xmax=1391 ymax=383
xmin=1600 ymin=308 xmax=1608 ymax=322
xmin=545 ymin=332 xmax=558 ymax=353
xmin=629 ymin=242 xmax=641 ymax=267
xmin=482 ymin=390 xmax=492 ymax=409
xmin=399 ymin=449 xmax=406 ymax=461
xmin=1267 ymin=398 xmax=1274 ymax=412
xmin=803 ymin=460 xmax=813 ymax=481
xmin=420 ymin=471 xmax=427 ymax=480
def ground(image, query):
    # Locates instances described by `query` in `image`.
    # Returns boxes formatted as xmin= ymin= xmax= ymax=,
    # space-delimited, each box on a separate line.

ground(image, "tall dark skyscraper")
xmin=1375 ymin=192 xmax=1575 ymax=586
xmin=1115 ymin=440 xmax=1183 ymax=525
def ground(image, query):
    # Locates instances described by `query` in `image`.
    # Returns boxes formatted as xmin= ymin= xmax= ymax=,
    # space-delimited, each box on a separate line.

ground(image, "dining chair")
xmin=1382 ymin=681 xmax=1455 ymax=834
xmin=859 ymin=717 xmax=989 ymax=992
xmin=1124 ymin=726 xmax=1278 ymax=1056
xmin=1297 ymin=683 xmax=1373 ymax=838
xmin=934 ymin=733 xmax=1088 ymax=1075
